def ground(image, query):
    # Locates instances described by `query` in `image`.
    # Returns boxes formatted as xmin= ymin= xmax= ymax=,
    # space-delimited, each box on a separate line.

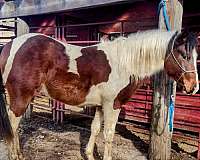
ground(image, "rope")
xmin=169 ymin=95 xmax=174 ymax=132
xmin=158 ymin=0 xmax=171 ymax=31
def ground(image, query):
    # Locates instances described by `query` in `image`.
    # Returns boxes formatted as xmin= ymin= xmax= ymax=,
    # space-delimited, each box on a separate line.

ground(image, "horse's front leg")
xmin=103 ymin=101 xmax=120 ymax=160
xmin=86 ymin=107 xmax=103 ymax=160
xmin=6 ymin=109 xmax=24 ymax=160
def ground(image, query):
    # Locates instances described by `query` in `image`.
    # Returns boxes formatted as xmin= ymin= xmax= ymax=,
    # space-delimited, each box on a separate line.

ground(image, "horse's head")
xmin=164 ymin=30 xmax=199 ymax=95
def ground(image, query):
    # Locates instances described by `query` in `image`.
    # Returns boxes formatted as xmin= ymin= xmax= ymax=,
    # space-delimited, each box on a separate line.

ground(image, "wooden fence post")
xmin=149 ymin=0 xmax=183 ymax=160
xmin=16 ymin=18 xmax=30 ymax=36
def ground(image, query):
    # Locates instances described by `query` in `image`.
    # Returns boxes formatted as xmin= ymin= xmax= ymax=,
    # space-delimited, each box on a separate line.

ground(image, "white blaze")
xmin=192 ymin=49 xmax=199 ymax=94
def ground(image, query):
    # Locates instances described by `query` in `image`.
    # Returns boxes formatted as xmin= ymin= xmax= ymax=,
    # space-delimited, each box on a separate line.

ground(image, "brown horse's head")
xmin=164 ymin=31 xmax=199 ymax=95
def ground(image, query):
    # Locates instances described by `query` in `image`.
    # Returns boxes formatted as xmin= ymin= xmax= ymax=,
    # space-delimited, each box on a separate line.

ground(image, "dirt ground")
xmin=0 ymin=112 xmax=197 ymax=160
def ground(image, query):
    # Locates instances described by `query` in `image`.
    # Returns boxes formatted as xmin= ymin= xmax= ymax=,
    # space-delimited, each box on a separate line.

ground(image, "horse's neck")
xmin=101 ymin=42 xmax=166 ymax=79
xmin=128 ymin=54 xmax=165 ymax=78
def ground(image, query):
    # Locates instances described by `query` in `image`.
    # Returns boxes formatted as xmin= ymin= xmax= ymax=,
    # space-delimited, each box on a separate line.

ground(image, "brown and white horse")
xmin=0 ymin=29 xmax=199 ymax=160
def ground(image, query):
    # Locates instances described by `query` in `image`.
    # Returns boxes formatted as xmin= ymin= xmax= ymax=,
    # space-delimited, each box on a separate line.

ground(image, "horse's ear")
xmin=174 ymin=30 xmax=189 ymax=46
xmin=187 ymin=32 xmax=198 ymax=43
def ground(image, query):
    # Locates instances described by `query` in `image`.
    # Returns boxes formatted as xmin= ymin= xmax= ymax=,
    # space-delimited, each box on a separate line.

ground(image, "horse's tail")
xmin=0 ymin=46 xmax=13 ymax=141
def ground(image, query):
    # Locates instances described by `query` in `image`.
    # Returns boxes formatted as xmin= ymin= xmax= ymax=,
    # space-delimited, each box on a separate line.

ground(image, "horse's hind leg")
xmin=5 ymin=86 xmax=34 ymax=160
xmin=86 ymin=107 xmax=103 ymax=160
xmin=103 ymin=101 xmax=120 ymax=160
xmin=6 ymin=110 xmax=23 ymax=160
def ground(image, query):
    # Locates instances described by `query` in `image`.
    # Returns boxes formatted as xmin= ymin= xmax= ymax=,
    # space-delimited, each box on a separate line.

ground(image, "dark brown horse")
xmin=0 ymin=29 xmax=198 ymax=160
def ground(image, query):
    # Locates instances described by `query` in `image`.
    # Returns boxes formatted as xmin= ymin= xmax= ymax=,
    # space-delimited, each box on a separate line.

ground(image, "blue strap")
xmin=168 ymin=96 xmax=174 ymax=132
xmin=158 ymin=0 xmax=171 ymax=31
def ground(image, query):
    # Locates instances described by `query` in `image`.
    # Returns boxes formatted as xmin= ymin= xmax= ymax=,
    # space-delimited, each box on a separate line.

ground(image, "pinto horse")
xmin=0 ymin=29 xmax=199 ymax=160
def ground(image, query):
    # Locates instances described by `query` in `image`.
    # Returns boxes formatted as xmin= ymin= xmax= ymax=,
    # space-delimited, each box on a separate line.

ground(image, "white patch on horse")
xmin=3 ymin=33 xmax=41 ymax=84
xmin=78 ymin=85 xmax=102 ymax=107
xmin=64 ymin=44 xmax=82 ymax=74
xmin=42 ymin=35 xmax=82 ymax=74
xmin=192 ymin=49 xmax=199 ymax=94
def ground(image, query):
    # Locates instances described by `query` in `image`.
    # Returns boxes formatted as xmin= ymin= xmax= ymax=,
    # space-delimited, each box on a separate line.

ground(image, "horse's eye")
xmin=181 ymin=52 xmax=187 ymax=59
xmin=177 ymin=49 xmax=187 ymax=59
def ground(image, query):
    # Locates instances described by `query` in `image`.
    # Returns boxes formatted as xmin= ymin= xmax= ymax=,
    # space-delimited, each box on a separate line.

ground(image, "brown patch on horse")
xmin=77 ymin=47 xmax=111 ymax=85
xmin=46 ymin=46 xmax=112 ymax=105
xmin=114 ymin=76 xmax=142 ymax=109
xmin=46 ymin=70 xmax=91 ymax=105
xmin=6 ymin=35 xmax=64 ymax=116
xmin=0 ymin=41 xmax=12 ymax=72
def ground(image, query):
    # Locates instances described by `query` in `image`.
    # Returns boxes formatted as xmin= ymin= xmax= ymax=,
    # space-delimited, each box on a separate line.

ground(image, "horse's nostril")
xmin=186 ymin=90 xmax=193 ymax=95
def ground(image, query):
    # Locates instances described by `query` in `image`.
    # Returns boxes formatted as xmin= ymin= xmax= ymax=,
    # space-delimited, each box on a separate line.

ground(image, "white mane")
xmin=99 ymin=29 xmax=176 ymax=78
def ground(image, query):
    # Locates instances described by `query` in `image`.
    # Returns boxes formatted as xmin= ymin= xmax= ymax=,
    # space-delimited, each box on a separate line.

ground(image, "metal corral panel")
xmin=120 ymin=89 xmax=200 ymax=133
xmin=0 ymin=18 xmax=15 ymax=44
